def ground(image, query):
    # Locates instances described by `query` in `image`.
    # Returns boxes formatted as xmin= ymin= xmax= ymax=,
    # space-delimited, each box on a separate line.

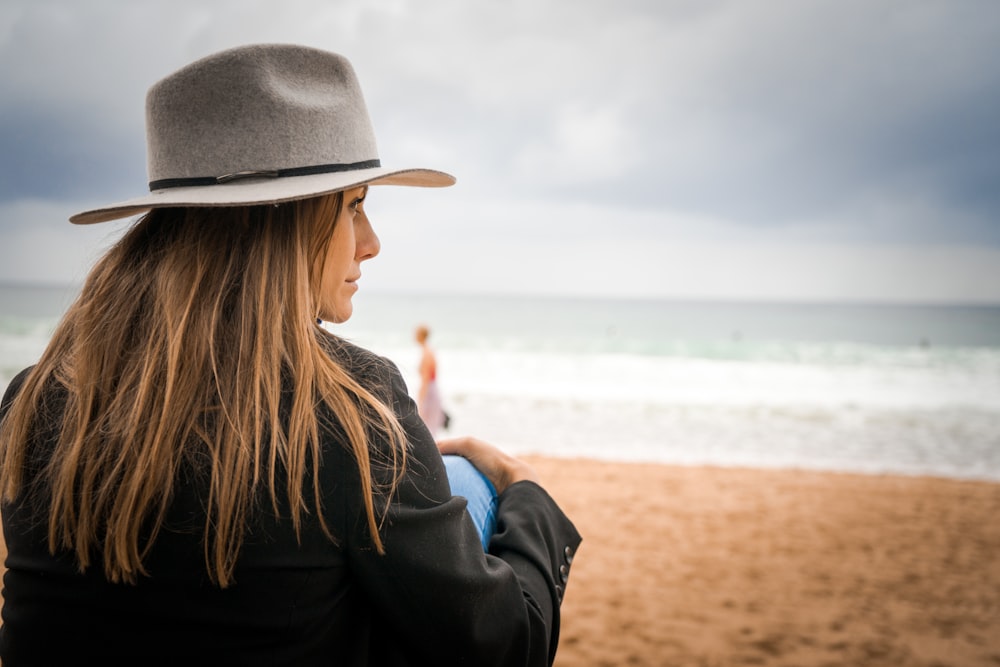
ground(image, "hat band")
xmin=148 ymin=159 xmax=383 ymax=191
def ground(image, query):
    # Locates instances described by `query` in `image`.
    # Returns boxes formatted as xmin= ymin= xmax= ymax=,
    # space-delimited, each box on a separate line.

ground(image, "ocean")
xmin=3 ymin=283 xmax=1000 ymax=481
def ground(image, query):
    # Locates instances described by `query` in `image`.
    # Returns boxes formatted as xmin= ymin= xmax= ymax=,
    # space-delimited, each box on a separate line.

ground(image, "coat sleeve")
xmin=338 ymin=358 xmax=582 ymax=666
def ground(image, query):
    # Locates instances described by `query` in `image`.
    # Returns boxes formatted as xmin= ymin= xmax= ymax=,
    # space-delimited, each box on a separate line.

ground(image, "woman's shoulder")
xmin=2 ymin=366 xmax=34 ymax=398
xmin=318 ymin=330 xmax=389 ymax=366
xmin=316 ymin=331 xmax=404 ymax=394
xmin=1 ymin=366 xmax=39 ymax=416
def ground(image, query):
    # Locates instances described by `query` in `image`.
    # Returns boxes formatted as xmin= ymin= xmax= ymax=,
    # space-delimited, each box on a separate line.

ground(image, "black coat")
xmin=0 ymin=337 xmax=581 ymax=666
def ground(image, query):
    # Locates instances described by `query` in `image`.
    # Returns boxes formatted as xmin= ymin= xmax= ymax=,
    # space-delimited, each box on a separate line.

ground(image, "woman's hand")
xmin=436 ymin=436 xmax=540 ymax=494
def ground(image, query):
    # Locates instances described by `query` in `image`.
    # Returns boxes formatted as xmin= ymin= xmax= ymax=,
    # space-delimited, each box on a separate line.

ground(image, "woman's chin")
xmin=322 ymin=304 xmax=353 ymax=324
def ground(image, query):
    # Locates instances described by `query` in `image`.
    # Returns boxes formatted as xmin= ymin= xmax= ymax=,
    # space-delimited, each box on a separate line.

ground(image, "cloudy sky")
xmin=2 ymin=0 xmax=999 ymax=303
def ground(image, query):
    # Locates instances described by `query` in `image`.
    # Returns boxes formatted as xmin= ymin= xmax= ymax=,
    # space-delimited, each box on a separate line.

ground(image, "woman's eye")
xmin=350 ymin=197 xmax=365 ymax=211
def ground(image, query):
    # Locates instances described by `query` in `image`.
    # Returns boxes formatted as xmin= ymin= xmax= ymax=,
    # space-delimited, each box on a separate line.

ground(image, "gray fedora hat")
xmin=70 ymin=44 xmax=455 ymax=224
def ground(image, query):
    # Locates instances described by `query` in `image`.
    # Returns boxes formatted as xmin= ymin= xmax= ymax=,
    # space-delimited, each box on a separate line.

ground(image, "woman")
xmin=0 ymin=44 xmax=580 ymax=666
xmin=414 ymin=324 xmax=447 ymax=435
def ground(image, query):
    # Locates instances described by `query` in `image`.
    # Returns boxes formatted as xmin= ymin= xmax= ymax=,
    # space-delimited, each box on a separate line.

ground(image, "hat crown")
xmin=70 ymin=43 xmax=453 ymax=225
xmin=145 ymin=44 xmax=378 ymax=185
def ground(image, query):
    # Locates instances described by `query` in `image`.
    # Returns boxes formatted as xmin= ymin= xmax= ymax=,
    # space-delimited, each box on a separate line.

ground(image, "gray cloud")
xmin=1 ymin=0 xmax=999 ymax=300
xmin=492 ymin=2 xmax=1000 ymax=240
xmin=0 ymin=102 xmax=142 ymax=201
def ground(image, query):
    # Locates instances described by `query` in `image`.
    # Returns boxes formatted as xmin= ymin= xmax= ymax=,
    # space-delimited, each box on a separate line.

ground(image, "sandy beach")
xmin=526 ymin=457 xmax=1000 ymax=667
xmin=2 ymin=456 xmax=999 ymax=666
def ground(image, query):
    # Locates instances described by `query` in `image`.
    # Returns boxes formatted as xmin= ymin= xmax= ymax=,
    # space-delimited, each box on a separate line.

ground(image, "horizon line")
xmin=3 ymin=279 xmax=1000 ymax=309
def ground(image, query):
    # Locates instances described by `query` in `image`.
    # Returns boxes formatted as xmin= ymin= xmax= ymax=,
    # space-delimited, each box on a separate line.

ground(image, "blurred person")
xmin=414 ymin=324 xmax=448 ymax=435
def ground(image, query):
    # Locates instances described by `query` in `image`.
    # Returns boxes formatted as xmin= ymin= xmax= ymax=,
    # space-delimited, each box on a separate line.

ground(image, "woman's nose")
xmin=355 ymin=211 xmax=380 ymax=261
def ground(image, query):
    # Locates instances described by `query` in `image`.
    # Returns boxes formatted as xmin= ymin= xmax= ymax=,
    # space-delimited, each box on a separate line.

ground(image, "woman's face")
xmin=317 ymin=185 xmax=379 ymax=323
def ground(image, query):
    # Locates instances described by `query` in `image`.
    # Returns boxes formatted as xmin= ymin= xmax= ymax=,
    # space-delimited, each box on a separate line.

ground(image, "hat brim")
xmin=69 ymin=166 xmax=455 ymax=224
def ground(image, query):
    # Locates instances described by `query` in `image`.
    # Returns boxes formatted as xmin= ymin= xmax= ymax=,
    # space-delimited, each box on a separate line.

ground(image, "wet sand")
xmin=526 ymin=456 xmax=1000 ymax=667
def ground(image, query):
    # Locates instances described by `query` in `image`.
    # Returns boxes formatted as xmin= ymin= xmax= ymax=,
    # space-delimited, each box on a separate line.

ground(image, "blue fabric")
xmin=442 ymin=455 xmax=498 ymax=550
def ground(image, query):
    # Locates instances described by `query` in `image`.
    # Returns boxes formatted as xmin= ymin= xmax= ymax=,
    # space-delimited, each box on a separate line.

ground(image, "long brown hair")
xmin=0 ymin=193 xmax=406 ymax=586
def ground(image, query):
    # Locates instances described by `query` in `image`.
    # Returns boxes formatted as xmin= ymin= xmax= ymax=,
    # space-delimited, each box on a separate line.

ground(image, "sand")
xmin=3 ymin=457 xmax=1000 ymax=666
xmin=525 ymin=456 xmax=1000 ymax=667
